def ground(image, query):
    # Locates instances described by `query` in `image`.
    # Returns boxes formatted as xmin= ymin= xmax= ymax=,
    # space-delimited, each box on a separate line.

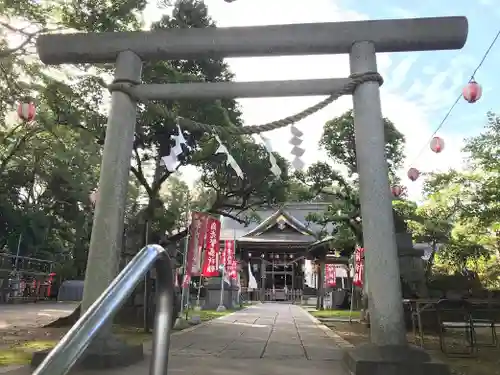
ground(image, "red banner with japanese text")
xmin=182 ymin=212 xmax=207 ymax=287
xmin=324 ymin=264 xmax=337 ymax=287
xmin=224 ymin=240 xmax=235 ymax=276
xmin=191 ymin=213 xmax=208 ymax=276
xmin=353 ymin=247 xmax=364 ymax=287
xmin=229 ymin=260 xmax=238 ymax=279
xmin=201 ymin=216 xmax=221 ymax=277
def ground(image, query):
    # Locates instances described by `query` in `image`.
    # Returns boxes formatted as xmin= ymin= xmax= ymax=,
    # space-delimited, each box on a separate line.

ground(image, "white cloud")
xmin=144 ymin=0 xmax=473 ymax=202
xmin=388 ymin=7 xmax=417 ymax=19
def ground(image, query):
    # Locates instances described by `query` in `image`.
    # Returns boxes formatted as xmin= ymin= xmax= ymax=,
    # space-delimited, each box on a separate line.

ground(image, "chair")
xmin=436 ymin=298 xmax=476 ymax=356
xmin=470 ymin=301 xmax=499 ymax=347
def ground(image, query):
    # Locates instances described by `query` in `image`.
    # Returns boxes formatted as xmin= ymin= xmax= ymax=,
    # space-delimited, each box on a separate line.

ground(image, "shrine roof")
xmin=220 ymin=202 xmax=335 ymax=241
xmin=237 ymin=233 xmax=316 ymax=243
xmin=242 ymin=208 xmax=315 ymax=237
xmin=307 ymin=236 xmax=353 ymax=260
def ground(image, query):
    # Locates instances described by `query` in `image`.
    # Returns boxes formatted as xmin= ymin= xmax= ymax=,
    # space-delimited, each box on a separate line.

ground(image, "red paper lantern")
xmin=17 ymin=101 xmax=36 ymax=122
xmin=391 ymin=185 xmax=403 ymax=197
xmin=462 ymin=80 xmax=482 ymax=103
xmin=407 ymin=167 xmax=420 ymax=181
xmin=430 ymin=136 xmax=445 ymax=153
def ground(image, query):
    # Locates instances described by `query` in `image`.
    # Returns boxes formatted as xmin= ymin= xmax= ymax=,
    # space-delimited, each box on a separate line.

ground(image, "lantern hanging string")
xmin=407 ymin=28 xmax=500 ymax=168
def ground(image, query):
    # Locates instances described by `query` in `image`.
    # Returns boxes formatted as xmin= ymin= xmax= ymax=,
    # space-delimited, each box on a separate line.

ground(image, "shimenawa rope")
xmin=107 ymin=71 xmax=383 ymax=135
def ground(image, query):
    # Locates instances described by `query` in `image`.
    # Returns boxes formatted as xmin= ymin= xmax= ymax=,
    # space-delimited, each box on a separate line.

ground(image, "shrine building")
xmin=219 ymin=202 xmax=350 ymax=301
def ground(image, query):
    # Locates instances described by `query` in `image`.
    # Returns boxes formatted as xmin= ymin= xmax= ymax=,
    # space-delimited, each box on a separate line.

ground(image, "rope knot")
xmin=107 ymin=80 xmax=140 ymax=101
xmin=349 ymin=72 xmax=384 ymax=86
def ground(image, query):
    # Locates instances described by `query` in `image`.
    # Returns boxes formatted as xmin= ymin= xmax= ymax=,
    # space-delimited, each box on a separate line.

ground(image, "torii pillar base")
xmin=31 ymin=336 xmax=144 ymax=370
xmin=342 ymin=344 xmax=450 ymax=375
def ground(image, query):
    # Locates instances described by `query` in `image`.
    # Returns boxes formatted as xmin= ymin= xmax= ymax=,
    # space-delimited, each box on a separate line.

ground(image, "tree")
xmin=160 ymin=175 xmax=193 ymax=234
xmin=120 ymin=1 xmax=291 ymax=253
xmin=462 ymin=112 xmax=500 ymax=228
xmin=1 ymin=0 xmax=293 ymax=334
xmin=285 ymin=178 xmax=316 ymax=202
xmin=197 ymin=136 xmax=289 ymax=213
xmin=406 ymin=196 xmax=455 ymax=279
xmin=297 ymin=162 xmax=361 ymax=246
xmin=410 ymin=169 xmax=495 ymax=285
xmin=320 ymin=109 xmax=405 ymax=178
xmin=294 ymin=111 xmax=406 ymax=319
xmin=296 ymin=109 xmax=406 ymax=247
xmin=1 ymin=0 xmax=150 ymax=273
xmin=415 ymin=113 xmax=500 ymax=285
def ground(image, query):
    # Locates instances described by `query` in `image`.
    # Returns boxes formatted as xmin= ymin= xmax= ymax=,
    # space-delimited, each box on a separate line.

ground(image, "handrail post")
xmin=149 ymin=254 xmax=175 ymax=375
xmin=32 ymin=245 xmax=175 ymax=375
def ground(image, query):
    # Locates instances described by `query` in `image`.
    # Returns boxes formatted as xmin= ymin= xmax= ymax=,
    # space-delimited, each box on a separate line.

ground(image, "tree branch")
xmin=0 ymin=127 xmax=42 ymax=174
xmin=130 ymin=165 xmax=154 ymax=198
xmin=210 ymin=210 xmax=247 ymax=224
xmin=132 ymin=143 xmax=146 ymax=185
xmin=0 ymin=22 xmax=66 ymax=59
xmin=161 ymin=228 xmax=188 ymax=245
xmin=160 ymin=193 xmax=257 ymax=246
xmin=152 ymin=170 xmax=171 ymax=195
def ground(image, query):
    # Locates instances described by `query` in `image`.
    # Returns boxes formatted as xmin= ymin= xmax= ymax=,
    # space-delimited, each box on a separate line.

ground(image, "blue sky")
xmin=145 ymin=0 xmax=499 ymax=199
xmin=345 ymin=0 xmax=500 ymax=141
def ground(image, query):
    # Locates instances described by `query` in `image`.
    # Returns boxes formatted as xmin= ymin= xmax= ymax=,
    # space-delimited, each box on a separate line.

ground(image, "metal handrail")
xmin=32 ymin=244 xmax=175 ymax=375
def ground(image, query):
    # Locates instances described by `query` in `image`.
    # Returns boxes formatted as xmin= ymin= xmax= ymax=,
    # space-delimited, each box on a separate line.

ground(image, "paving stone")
xmin=216 ymin=349 xmax=263 ymax=359
xmin=304 ymin=347 xmax=345 ymax=360
xmin=262 ymin=348 xmax=306 ymax=358
xmin=18 ymin=304 xmax=347 ymax=375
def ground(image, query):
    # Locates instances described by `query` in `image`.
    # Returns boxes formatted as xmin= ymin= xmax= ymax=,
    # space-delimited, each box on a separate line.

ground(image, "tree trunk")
xmin=43 ymin=292 xmax=181 ymax=329
xmin=44 ymin=304 xmax=81 ymax=328
xmin=345 ymin=264 xmax=358 ymax=308
xmin=318 ymin=261 xmax=325 ymax=310
xmin=46 ymin=156 xmax=177 ymax=330
xmin=424 ymin=241 xmax=437 ymax=281
xmin=495 ymin=231 xmax=500 ymax=260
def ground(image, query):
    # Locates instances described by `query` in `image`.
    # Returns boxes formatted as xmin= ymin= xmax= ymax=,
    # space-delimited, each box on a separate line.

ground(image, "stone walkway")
xmin=10 ymin=303 xmax=349 ymax=375
xmin=170 ymin=303 xmax=347 ymax=361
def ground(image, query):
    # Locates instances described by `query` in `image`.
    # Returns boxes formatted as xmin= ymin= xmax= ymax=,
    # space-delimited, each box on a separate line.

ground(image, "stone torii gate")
xmin=37 ymin=16 xmax=467 ymax=374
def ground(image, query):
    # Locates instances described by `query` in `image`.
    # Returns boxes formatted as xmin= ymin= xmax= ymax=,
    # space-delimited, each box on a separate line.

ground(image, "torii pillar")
xmin=37 ymin=16 xmax=467 ymax=374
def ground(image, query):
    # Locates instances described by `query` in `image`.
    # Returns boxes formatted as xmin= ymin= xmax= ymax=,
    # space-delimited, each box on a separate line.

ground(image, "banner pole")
xmin=217 ymin=238 xmax=227 ymax=312
xmin=187 ymin=218 xmax=202 ymax=315
xmin=194 ymin=219 xmax=206 ymax=312
xmin=196 ymin=276 xmax=203 ymax=309
xmin=179 ymin=199 xmax=191 ymax=318
xmin=179 ymin=230 xmax=189 ymax=317
xmin=237 ymin=271 xmax=241 ymax=307
xmin=349 ymin=282 xmax=355 ymax=323
xmin=217 ymin=266 xmax=226 ymax=312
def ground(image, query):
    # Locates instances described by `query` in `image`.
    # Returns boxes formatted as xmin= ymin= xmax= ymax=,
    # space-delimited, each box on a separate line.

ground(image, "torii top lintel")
xmin=37 ymin=16 xmax=468 ymax=65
